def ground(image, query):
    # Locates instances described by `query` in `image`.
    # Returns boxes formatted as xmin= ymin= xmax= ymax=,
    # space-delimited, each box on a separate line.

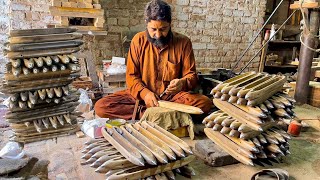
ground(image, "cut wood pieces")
xmin=8 ymin=85 xmax=70 ymax=110
xmin=204 ymin=128 xmax=290 ymax=166
xmin=100 ymin=122 xmax=194 ymax=167
xmin=81 ymin=136 xmax=195 ymax=180
xmin=158 ymin=100 xmax=203 ymax=114
xmin=1 ymin=27 xmax=83 ymax=143
xmin=205 ymin=73 xmax=293 ymax=166
xmin=211 ymin=72 xmax=286 ymax=106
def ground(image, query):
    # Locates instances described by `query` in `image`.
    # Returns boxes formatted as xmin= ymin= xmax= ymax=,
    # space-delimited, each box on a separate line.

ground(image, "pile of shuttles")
xmin=204 ymin=72 xmax=294 ymax=166
xmin=81 ymin=121 xmax=196 ymax=179
xmin=0 ymin=27 xmax=83 ymax=143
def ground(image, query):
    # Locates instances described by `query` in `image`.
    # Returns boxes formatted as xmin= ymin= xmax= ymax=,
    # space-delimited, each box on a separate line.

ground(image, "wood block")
xmin=94 ymin=17 xmax=105 ymax=27
xmin=78 ymin=2 xmax=93 ymax=8
xmin=49 ymin=6 xmax=104 ymax=18
xmin=93 ymin=4 xmax=101 ymax=9
xmin=60 ymin=17 xmax=69 ymax=26
xmin=61 ymin=2 xmax=72 ymax=7
xmin=52 ymin=0 xmax=62 ymax=7
xmin=76 ymin=131 xmax=85 ymax=138
xmin=84 ymin=0 xmax=93 ymax=3
xmin=70 ymin=2 xmax=78 ymax=8
xmin=194 ymin=139 xmax=239 ymax=167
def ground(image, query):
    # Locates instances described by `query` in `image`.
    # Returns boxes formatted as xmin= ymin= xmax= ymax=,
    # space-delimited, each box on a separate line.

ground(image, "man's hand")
xmin=166 ymin=79 xmax=184 ymax=95
xmin=144 ymin=92 xmax=159 ymax=107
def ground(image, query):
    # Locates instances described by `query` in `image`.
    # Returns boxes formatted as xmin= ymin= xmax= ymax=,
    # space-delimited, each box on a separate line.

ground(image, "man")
xmin=94 ymin=0 xmax=212 ymax=120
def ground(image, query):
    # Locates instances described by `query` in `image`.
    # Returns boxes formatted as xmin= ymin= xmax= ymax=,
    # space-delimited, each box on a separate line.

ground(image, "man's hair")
xmin=145 ymin=0 xmax=172 ymax=23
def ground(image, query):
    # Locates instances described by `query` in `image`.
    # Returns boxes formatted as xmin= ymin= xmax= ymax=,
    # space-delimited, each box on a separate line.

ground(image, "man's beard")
xmin=146 ymin=29 xmax=172 ymax=49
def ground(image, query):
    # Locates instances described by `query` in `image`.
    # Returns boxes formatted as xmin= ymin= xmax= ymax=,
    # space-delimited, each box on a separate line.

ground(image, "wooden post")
xmin=295 ymin=10 xmax=320 ymax=104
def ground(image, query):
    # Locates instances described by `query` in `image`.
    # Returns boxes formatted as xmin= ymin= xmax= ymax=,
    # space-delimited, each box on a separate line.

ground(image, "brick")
xmin=192 ymin=7 xmax=203 ymax=14
xmin=62 ymin=2 xmax=71 ymax=7
xmin=11 ymin=3 xmax=31 ymax=11
xmin=70 ymin=2 xmax=78 ymax=8
xmin=118 ymin=18 xmax=129 ymax=26
xmin=107 ymin=18 xmax=117 ymax=25
xmin=190 ymin=0 xmax=207 ymax=7
xmin=193 ymin=43 xmax=206 ymax=50
xmin=206 ymin=15 xmax=221 ymax=22
xmin=176 ymin=0 xmax=189 ymax=6
xmin=32 ymin=4 xmax=49 ymax=12
xmin=176 ymin=13 xmax=189 ymax=21
xmin=11 ymin=10 xmax=25 ymax=20
xmin=52 ymin=0 xmax=62 ymax=7
xmin=78 ymin=2 xmax=93 ymax=8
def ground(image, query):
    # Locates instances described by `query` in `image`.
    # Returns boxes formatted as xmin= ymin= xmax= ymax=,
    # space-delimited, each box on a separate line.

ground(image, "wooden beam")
xmin=49 ymin=6 xmax=104 ymax=18
xmin=290 ymin=2 xmax=319 ymax=9
xmin=9 ymin=27 xmax=77 ymax=37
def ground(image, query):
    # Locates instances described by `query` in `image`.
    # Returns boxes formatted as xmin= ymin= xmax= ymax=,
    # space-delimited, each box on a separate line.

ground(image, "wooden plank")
xmin=107 ymin=155 xmax=195 ymax=180
xmin=9 ymin=27 xmax=77 ymax=37
xmin=158 ymin=100 xmax=204 ymax=114
xmin=55 ymin=25 xmax=104 ymax=31
xmin=7 ymin=47 xmax=80 ymax=59
xmin=7 ymin=40 xmax=83 ymax=52
xmin=290 ymin=2 xmax=319 ymax=9
xmin=9 ymin=33 xmax=82 ymax=44
xmin=5 ymin=70 xmax=72 ymax=81
xmin=49 ymin=6 xmax=104 ymax=18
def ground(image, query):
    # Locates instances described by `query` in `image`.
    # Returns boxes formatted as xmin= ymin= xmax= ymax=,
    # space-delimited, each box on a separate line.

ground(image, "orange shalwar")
xmin=94 ymin=31 xmax=212 ymax=120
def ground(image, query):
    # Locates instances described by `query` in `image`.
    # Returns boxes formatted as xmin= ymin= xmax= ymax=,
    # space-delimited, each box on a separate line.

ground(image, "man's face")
xmin=146 ymin=20 xmax=171 ymax=48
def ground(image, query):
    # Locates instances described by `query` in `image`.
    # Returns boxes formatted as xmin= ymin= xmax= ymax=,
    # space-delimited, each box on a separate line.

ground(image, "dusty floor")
xmin=0 ymin=105 xmax=320 ymax=180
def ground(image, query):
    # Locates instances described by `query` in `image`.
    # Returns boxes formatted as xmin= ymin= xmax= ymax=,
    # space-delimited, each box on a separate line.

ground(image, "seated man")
xmin=94 ymin=0 xmax=212 ymax=120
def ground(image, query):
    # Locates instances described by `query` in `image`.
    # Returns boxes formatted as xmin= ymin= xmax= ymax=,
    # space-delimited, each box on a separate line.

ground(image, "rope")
xmin=298 ymin=0 xmax=320 ymax=52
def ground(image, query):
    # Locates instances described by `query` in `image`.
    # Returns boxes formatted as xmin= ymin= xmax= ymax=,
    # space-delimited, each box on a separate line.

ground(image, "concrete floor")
xmin=1 ymin=105 xmax=320 ymax=180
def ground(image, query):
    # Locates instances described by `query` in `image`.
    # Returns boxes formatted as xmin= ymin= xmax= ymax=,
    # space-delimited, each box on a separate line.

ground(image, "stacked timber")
xmin=50 ymin=0 xmax=105 ymax=31
xmin=1 ymin=28 xmax=83 ymax=143
xmin=211 ymin=72 xmax=287 ymax=106
xmin=204 ymin=72 xmax=294 ymax=166
xmin=81 ymin=121 xmax=196 ymax=179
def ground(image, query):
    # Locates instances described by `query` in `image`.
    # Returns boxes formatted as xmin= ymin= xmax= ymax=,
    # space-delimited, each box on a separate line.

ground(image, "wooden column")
xmin=295 ymin=10 xmax=319 ymax=104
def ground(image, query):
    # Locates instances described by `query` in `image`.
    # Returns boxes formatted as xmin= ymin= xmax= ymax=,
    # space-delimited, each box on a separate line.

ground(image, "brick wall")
xmin=0 ymin=0 xmax=10 ymax=75
xmin=0 ymin=0 xmax=267 ymax=74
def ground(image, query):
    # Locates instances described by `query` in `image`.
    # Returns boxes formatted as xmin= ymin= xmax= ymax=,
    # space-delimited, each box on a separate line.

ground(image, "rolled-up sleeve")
xmin=126 ymin=36 xmax=151 ymax=100
xmin=181 ymin=39 xmax=198 ymax=91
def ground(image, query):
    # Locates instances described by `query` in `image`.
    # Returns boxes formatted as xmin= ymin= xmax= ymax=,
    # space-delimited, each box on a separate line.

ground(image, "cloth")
xmin=94 ymin=89 xmax=212 ymax=121
xmin=139 ymin=107 xmax=195 ymax=139
xmin=126 ymin=31 xmax=198 ymax=100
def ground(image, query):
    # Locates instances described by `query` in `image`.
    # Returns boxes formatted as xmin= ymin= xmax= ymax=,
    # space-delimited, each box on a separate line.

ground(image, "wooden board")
xmin=49 ymin=6 xmax=104 ymax=18
xmin=290 ymin=2 xmax=319 ymax=9
xmin=9 ymin=33 xmax=82 ymax=44
xmin=7 ymin=47 xmax=80 ymax=59
xmin=9 ymin=28 xmax=77 ymax=37
xmin=54 ymin=25 xmax=104 ymax=32
xmin=7 ymin=40 xmax=83 ymax=52
xmin=5 ymin=70 xmax=72 ymax=81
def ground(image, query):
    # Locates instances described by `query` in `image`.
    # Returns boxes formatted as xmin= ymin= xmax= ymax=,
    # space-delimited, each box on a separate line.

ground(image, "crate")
xmin=72 ymin=76 xmax=93 ymax=89
xmin=49 ymin=0 xmax=105 ymax=31
xmin=97 ymin=68 xmax=126 ymax=94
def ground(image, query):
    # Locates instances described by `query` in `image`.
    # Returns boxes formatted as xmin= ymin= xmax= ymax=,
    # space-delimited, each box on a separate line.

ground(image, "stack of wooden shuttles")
xmin=204 ymin=72 xmax=294 ymax=166
xmin=0 ymin=28 xmax=83 ymax=143
xmin=81 ymin=121 xmax=196 ymax=179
